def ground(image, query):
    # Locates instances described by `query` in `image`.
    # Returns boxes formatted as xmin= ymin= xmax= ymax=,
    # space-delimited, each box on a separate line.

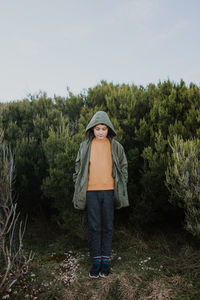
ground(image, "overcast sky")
xmin=0 ymin=0 xmax=200 ymax=102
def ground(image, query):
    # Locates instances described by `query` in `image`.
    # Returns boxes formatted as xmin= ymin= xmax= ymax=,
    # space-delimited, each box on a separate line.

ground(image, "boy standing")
xmin=73 ymin=111 xmax=129 ymax=278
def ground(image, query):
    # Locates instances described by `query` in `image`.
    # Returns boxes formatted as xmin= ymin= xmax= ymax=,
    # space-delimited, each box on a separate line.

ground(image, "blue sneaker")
xmin=99 ymin=260 xmax=110 ymax=277
xmin=89 ymin=260 xmax=101 ymax=278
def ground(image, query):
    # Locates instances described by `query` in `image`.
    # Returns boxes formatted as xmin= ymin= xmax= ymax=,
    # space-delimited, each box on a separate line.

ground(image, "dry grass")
xmin=2 ymin=226 xmax=200 ymax=299
xmin=139 ymin=279 xmax=172 ymax=300
xmin=98 ymin=273 xmax=137 ymax=300
xmin=70 ymin=272 xmax=137 ymax=300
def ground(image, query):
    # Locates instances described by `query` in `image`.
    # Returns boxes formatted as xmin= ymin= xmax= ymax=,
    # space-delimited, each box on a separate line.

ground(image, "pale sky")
xmin=0 ymin=0 xmax=200 ymax=102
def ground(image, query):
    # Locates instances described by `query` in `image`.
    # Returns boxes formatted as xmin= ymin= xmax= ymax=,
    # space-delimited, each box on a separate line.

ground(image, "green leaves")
xmin=166 ymin=136 xmax=200 ymax=237
xmin=1 ymin=80 xmax=200 ymax=233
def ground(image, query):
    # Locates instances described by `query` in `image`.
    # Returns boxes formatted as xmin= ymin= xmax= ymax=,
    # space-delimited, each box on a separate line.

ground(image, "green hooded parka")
xmin=73 ymin=111 xmax=129 ymax=210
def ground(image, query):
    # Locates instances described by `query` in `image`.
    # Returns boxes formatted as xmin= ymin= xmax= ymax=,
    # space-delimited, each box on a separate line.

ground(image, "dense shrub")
xmin=166 ymin=136 xmax=200 ymax=237
xmin=0 ymin=80 xmax=200 ymax=236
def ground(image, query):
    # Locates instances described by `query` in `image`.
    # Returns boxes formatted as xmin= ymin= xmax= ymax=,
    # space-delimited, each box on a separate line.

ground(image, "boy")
xmin=73 ymin=111 xmax=129 ymax=278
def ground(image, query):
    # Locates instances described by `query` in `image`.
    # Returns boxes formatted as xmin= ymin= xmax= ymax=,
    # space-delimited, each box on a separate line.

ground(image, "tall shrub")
xmin=166 ymin=135 xmax=200 ymax=237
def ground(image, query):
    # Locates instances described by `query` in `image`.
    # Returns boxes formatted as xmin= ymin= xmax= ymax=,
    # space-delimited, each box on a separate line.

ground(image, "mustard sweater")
xmin=87 ymin=138 xmax=114 ymax=191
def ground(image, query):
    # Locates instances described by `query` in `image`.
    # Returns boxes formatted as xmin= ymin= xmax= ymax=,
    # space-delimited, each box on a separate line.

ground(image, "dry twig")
xmin=0 ymin=133 xmax=34 ymax=294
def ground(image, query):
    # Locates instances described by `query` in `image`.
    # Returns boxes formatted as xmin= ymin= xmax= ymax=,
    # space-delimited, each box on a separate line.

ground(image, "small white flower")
xmin=43 ymin=283 xmax=49 ymax=287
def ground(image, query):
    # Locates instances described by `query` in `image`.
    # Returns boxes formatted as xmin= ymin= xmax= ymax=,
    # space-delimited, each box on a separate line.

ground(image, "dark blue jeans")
xmin=86 ymin=190 xmax=114 ymax=258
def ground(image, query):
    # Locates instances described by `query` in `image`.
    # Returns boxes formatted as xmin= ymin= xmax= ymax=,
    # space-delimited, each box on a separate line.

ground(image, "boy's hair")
xmin=94 ymin=123 xmax=107 ymax=127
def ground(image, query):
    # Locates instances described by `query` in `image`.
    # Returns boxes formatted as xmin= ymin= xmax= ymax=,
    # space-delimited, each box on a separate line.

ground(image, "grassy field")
xmin=2 ymin=219 xmax=200 ymax=300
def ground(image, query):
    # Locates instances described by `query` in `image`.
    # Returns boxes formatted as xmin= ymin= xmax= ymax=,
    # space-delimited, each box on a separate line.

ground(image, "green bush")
xmin=1 ymin=80 xmax=200 ymax=232
xmin=166 ymin=135 xmax=200 ymax=237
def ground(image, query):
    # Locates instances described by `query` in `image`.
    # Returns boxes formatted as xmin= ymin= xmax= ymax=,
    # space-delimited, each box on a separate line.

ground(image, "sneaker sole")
xmin=99 ymin=272 xmax=109 ymax=278
xmin=89 ymin=273 xmax=99 ymax=278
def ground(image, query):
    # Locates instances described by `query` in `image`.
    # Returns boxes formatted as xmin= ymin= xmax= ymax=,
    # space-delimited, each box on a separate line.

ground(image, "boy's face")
xmin=93 ymin=124 xmax=108 ymax=140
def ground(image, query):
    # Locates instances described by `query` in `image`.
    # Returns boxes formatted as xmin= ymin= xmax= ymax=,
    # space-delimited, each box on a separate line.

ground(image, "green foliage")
xmin=42 ymin=122 xmax=83 ymax=229
xmin=14 ymin=136 xmax=47 ymax=214
xmin=1 ymin=80 xmax=200 ymax=234
xmin=166 ymin=135 xmax=200 ymax=237
xmin=140 ymin=131 xmax=171 ymax=224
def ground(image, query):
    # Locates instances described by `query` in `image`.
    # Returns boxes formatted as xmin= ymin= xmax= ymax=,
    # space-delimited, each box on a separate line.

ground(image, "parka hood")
xmin=86 ymin=111 xmax=116 ymax=139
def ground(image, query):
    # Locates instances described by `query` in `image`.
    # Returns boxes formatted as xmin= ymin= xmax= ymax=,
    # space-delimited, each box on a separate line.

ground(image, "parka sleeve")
xmin=119 ymin=146 xmax=128 ymax=183
xmin=73 ymin=146 xmax=81 ymax=183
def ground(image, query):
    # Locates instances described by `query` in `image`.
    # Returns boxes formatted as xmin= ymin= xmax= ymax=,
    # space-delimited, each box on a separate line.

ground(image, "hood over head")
xmin=86 ymin=111 xmax=116 ymax=139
